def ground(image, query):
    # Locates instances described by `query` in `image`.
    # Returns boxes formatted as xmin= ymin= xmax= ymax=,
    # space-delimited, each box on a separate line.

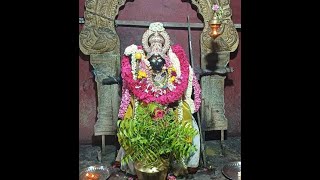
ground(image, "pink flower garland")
xmin=121 ymin=44 xmax=189 ymax=105
xmin=118 ymin=81 xmax=131 ymax=119
xmin=192 ymin=73 xmax=201 ymax=112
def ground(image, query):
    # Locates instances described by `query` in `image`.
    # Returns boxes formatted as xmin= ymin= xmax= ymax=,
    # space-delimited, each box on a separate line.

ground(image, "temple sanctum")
xmin=79 ymin=0 xmax=241 ymax=179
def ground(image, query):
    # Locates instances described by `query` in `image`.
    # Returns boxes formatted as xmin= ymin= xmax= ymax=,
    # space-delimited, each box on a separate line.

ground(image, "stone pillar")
xmin=192 ymin=0 xmax=239 ymax=134
xmin=201 ymin=52 xmax=230 ymax=131
xmin=90 ymin=53 xmax=120 ymax=136
xmin=79 ymin=0 xmax=127 ymax=147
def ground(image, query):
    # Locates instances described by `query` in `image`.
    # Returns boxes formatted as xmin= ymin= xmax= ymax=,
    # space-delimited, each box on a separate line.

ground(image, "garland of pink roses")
xmin=122 ymin=44 xmax=189 ymax=105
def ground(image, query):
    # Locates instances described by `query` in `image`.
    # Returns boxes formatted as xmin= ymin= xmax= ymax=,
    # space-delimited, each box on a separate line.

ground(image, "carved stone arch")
xmin=80 ymin=0 xmax=238 ymax=55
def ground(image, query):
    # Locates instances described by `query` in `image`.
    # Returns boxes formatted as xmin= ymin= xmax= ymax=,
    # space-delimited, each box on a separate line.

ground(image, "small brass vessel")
xmin=134 ymin=159 xmax=169 ymax=180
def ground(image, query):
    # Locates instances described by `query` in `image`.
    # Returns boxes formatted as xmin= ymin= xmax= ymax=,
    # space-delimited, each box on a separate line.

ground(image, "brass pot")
xmin=134 ymin=159 xmax=169 ymax=180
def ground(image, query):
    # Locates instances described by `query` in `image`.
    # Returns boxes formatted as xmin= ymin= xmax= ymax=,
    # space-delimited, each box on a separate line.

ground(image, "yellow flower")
xmin=169 ymin=76 xmax=176 ymax=83
xmin=135 ymin=53 xmax=142 ymax=60
xmin=168 ymin=67 xmax=176 ymax=73
xmin=138 ymin=70 xmax=147 ymax=79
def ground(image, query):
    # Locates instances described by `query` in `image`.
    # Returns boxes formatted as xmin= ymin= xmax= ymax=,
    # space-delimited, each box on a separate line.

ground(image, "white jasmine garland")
xmin=149 ymin=22 xmax=165 ymax=32
xmin=168 ymin=48 xmax=181 ymax=77
xmin=136 ymin=49 xmax=144 ymax=54
xmin=124 ymin=44 xmax=138 ymax=56
xmin=131 ymin=54 xmax=137 ymax=80
xmin=133 ymin=97 xmax=139 ymax=120
xmin=185 ymin=66 xmax=195 ymax=113
xmin=142 ymin=55 xmax=150 ymax=69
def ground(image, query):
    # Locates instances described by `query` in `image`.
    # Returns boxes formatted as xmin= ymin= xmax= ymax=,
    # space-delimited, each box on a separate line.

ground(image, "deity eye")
xmin=151 ymin=58 xmax=156 ymax=63
xmin=157 ymin=58 xmax=163 ymax=62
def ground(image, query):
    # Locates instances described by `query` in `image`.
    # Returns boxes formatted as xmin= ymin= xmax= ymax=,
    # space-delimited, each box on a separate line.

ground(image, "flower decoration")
xmin=118 ymin=44 xmax=201 ymax=119
xmin=124 ymin=44 xmax=138 ymax=56
xmin=135 ymin=52 xmax=142 ymax=60
xmin=212 ymin=3 xmax=224 ymax=20
xmin=167 ymin=174 xmax=177 ymax=180
xmin=169 ymin=76 xmax=176 ymax=83
xmin=118 ymin=82 xmax=131 ymax=119
xmin=149 ymin=22 xmax=165 ymax=32
xmin=212 ymin=4 xmax=219 ymax=11
xmin=121 ymin=44 xmax=190 ymax=105
xmin=153 ymin=107 xmax=165 ymax=120
xmin=137 ymin=70 xmax=147 ymax=79
xmin=193 ymin=73 xmax=201 ymax=112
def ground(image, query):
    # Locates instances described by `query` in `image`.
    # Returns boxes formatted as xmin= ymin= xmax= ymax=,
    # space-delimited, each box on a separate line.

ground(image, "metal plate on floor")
xmin=222 ymin=161 xmax=241 ymax=179
xmin=80 ymin=165 xmax=111 ymax=180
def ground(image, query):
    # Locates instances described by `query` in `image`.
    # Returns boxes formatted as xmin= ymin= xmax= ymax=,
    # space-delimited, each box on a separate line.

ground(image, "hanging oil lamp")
xmin=209 ymin=4 xmax=223 ymax=39
xmin=209 ymin=15 xmax=222 ymax=39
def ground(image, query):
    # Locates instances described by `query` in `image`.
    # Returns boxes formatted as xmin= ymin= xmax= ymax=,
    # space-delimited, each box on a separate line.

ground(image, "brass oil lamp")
xmin=209 ymin=4 xmax=224 ymax=39
xmin=209 ymin=15 xmax=222 ymax=39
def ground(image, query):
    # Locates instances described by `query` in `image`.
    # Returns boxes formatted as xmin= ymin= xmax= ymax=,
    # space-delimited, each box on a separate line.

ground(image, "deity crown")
xmin=149 ymin=32 xmax=165 ymax=57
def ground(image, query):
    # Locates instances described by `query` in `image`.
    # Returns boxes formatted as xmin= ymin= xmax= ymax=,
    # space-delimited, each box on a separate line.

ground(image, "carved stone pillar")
xmin=79 ymin=0 xmax=126 ymax=142
xmin=201 ymin=52 xmax=230 ymax=131
xmin=90 ymin=53 xmax=120 ymax=135
xmin=191 ymin=0 xmax=239 ymax=133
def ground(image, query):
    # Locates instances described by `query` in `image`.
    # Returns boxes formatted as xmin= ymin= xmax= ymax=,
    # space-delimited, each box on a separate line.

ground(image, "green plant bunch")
xmin=117 ymin=101 xmax=198 ymax=168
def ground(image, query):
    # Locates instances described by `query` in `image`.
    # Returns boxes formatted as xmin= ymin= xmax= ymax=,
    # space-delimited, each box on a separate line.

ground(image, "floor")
xmin=79 ymin=137 xmax=241 ymax=180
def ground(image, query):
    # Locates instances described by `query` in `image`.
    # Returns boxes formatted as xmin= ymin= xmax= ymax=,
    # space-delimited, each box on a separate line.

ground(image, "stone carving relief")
xmin=79 ymin=0 xmax=126 ymax=55
xmin=79 ymin=0 xmax=126 ymax=136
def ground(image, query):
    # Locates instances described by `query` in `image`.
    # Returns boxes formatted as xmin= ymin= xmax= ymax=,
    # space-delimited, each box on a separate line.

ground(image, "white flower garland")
xmin=124 ymin=44 xmax=147 ymax=80
xmin=133 ymin=97 xmax=139 ymax=120
xmin=168 ymin=48 xmax=181 ymax=78
xmin=124 ymin=44 xmax=138 ymax=56
xmin=131 ymin=49 xmax=146 ymax=80
xmin=124 ymin=44 xmax=138 ymax=80
xmin=141 ymin=54 xmax=151 ymax=69
xmin=185 ymin=65 xmax=195 ymax=113
xmin=149 ymin=22 xmax=165 ymax=32
xmin=124 ymin=45 xmax=146 ymax=117
xmin=131 ymin=54 xmax=137 ymax=80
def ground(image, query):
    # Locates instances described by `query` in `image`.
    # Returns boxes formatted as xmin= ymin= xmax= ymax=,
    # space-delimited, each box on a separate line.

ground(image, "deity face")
xmin=148 ymin=55 xmax=165 ymax=72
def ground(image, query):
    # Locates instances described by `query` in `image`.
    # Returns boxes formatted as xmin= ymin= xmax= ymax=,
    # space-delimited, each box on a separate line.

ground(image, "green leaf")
xmin=117 ymin=120 xmax=122 ymax=127
xmin=123 ymin=129 xmax=128 ymax=137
